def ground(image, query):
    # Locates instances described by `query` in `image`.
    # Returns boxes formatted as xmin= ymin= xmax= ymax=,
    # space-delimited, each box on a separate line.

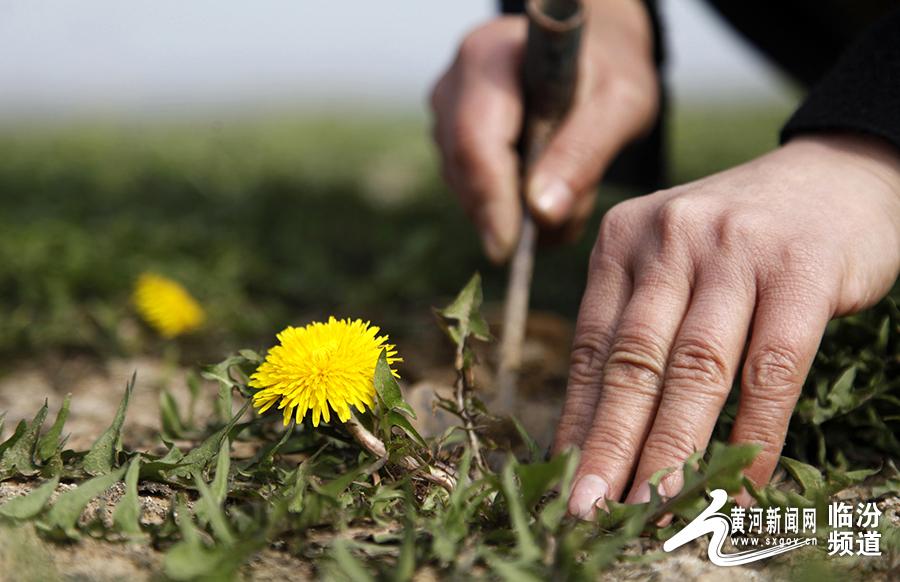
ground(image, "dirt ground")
xmin=0 ymin=312 xmax=895 ymax=581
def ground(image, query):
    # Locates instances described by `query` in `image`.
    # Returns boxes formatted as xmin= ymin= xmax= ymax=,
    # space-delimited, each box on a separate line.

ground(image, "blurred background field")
xmin=0 ymin=0 xmax=812 ymax=360
xmin=0 ymin=103 xmax=796 ymax=359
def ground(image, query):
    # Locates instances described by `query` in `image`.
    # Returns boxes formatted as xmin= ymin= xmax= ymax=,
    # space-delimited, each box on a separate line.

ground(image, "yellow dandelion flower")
xmin=250 ymin=317 xmax=401 ymax=427
xmin=133 ymin=272 xmax=206 ymax=338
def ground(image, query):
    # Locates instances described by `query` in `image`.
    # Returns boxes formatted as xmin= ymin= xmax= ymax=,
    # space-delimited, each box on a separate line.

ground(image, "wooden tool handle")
xmin=496 ymin=0 xmax=584 ymax=410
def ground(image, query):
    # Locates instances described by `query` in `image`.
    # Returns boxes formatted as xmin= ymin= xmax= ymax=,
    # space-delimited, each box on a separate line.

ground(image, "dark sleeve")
xmin=500 ymin=0 xmax=525 ymax=13
xmin=781 ymin=8 xmax=900 ymax=150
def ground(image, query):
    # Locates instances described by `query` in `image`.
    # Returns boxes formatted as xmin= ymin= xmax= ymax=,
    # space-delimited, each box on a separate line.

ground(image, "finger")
xmin=568 ymin=259 xmax=691 ymax=519
xmin=552 ymin=250 xmax=631 ymax=457
xmin=525 ymin=86 xmax=651 ymax=227
xmin=625 ymin=265 xmax=755 ymax=504
xmin=729 ymin=285 xmax=830 ymax=505
xmin=436 ymin=19 xmax=525 ymax=263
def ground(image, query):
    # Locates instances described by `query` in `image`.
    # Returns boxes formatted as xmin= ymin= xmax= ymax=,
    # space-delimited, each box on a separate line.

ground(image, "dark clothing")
xmin=501 ymin=0 xmax=900 ymax=187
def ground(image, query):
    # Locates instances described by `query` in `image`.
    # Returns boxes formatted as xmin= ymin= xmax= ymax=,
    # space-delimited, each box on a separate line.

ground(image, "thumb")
xmin=525 ymin=96 xmax=641 ymax=226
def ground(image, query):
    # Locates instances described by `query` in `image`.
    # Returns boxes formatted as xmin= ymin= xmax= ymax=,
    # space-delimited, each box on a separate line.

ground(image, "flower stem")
xmin=345 ymin=415 xmax=457 ymax=492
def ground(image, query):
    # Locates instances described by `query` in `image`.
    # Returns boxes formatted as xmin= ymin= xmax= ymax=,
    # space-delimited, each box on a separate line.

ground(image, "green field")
xmin=0 ymin=104 xmax=797 ymax=358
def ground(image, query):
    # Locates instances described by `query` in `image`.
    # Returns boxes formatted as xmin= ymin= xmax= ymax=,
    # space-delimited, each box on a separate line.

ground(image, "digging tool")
xmin=496 ymin=0 xmax=584 ymax=410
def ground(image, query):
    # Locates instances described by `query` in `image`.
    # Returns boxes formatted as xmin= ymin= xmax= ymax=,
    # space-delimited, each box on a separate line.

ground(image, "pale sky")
xmin=0 ymin=1 xmax=797 ymax=119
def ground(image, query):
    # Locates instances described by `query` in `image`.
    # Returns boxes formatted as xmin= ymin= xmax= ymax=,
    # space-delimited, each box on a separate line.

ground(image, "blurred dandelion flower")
xmin=133 ymin=273 xmax=206 ymax=338
xmin=250 ymin=317 xmax=401 ymax=426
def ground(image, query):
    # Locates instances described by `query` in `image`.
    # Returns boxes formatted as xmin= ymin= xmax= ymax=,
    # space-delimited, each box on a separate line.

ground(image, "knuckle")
xmin=655 ymin=197 xmax=700 ymax=246
xmin=734 ymin=421 xmax=786 ymax=457
xmin=666 ymin=338 xmax=731 ymax=391
xmin=457 ymin=27 xmax=494 ymax=61
xmin=743 ymin=345 xmax=804 ymax=396
xmin=603 ymin=326 xmax=668 ymax=391
xmin=568 ymin=327 xmax=614 ymax=386
xmin=595 ymin=203 xmax=637 ymax=255
xmin=712 ymin=212 xmax=757 ymax=251
xmin=600 ymin=75 xmax=659 ymax=132
xmin=583 ymin=425 xmax=637 ymax=465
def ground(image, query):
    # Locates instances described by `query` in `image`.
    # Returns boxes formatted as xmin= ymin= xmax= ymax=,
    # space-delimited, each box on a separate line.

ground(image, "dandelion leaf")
xmin=373 ymin=349 xmax=415 ymax=418
xmin=37 ymin=466 xmax=126 ymax=540
xmin=83 ymin=374 xmax=135 ymax=476
xmin=37 ymin=394 xmax=71 ymax=462
xmin=112 ymin=456 xmax=146 ymax=540
xmin=167 ymin=402 xmax=248 ymax=480
xmin=0 ymin=476 xmax=59 ymax=520
xmin=0 ymin=401 xmax=49 ymax=477
xmin=436 ymin=273 xmax=491 ymax=345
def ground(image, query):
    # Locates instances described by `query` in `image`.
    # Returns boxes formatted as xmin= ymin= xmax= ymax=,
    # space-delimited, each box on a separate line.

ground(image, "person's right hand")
xmin=430 ymin=0 xmax=660 ymax=263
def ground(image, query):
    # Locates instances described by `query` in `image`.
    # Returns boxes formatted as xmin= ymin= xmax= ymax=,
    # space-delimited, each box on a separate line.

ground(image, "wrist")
xmin=784 ymin=133 xmax=900 ymax=200
xmin=584 ymin=0 xmax=654 ymax=56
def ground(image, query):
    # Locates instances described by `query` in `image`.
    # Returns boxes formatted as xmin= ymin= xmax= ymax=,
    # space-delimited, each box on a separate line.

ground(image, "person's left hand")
xmin=555 ymin=133 xmax=900 ymax=518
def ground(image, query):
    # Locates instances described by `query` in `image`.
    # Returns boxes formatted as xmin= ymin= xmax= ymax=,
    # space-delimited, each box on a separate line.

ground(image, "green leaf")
xmin=704 ymin=442 xmax=760 ymax=492
xmin=83 ymin=374 xmax=135 ymax=476
xmin=812 ymin=366 xmax=859 ymax=424
xmin=112 ymin=457 xmax=146 ymax=540
xmin=164 ymin=497 xmax=242 ymax=581
xmin=780 ymin=456 xmax=825 ymax=496
xmin=328 ymin=540 xmax=375 ymax=582
xmin=0 ymin=476 xmax=59 ymax=520
xmin=37 ymin=466 xmax=126 ymax=539
xmin=0 ymin=420 xmax=26 ymax=460
xmin=514 ymin=453 xmax=570 ymax=511
xmin=197 ymin=438 xmax=231 ymax=529
xmin=193 ymin=473 xmax=234 ymax=545
xmin=209 ymin=437 xmax=231 ymax=504
xmin=238 ymin=349 xmax=263 ymax=363
xmin=436 ymin=273 xmax=491 ymax=346
xmin=660 ymin=443 xmax=758 ymax=518
xmin=482 ymin=550 xmax=544 ymax=582
xmin=0 ymin=401 xmax=49 ymax=477
xmin=510 ymin=415 xmax=540 ymax=464
xmin=826 ymin=465 xmax=880 ymax=495
xmin=37 ymin=395 xmax=70 ymax=462
xmin=373 ymin=350 xmax=415 ymax=418
xmin=499 ymin=459 xmax=540 ymax=562
xmin=539 ymin=451 xmax=579 ymax=531
xmin=285 ymin=461 xmax=312 ymax=514
xmin=159 ymin=389 xmax=186 ymax=439
xmin=167 ymin=403 xmax=248 ymax=480
xmin=381 ymin=411 xmax=426 ymax=447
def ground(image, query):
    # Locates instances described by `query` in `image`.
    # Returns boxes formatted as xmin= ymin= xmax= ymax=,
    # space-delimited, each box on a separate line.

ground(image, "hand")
xmin=556 ymin=134 xmax=900 ymax=518
xmin=429 ymin=0 xmax=659 ymax=262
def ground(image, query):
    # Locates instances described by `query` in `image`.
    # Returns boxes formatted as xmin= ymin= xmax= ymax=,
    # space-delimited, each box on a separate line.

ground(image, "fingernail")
xmin=568 ymin=474 xmax=609 ymax=520
xmin=626 ymin=480 xmax=652 ymax=505
xmin=528 ymin=176 xmax=573 ymax=224
xmin=479 ymin=229 xmax=507 ymax=264
xmin=735 ymin=488 xmax=756 ymax=508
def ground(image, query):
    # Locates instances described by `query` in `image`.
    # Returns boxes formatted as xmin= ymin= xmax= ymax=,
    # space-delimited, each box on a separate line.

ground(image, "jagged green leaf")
xmin=37 ymin=395 xmax=70 ymax=462
xmin=373 ymin=349 xmax=415 ymax=419
xmin=83 ymin=374 xmax=135 ymax=476
xmin=36 ymin=466 xmax=126 ymax=539
xmin=0 ymin=401 xmax=49 ymax=477
xmin=780 ymin=456 xmax=825 ymax=495
xmin=193 ymin=473 xmax=234 ymax=545
xmin=499 ymin=459 xmax=540 ymax=562
xmin=166 ymin=403 xmax=248 ymax=480
xmin=0 ymin=476 xmax=59 ymax=520
xmin=160 ymin=389 xmax=186 ymax=439
xmin=436 ymin=273 xmax=491 ymax=345
xmin=112 ymin=456 xmax=146 ymax=540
